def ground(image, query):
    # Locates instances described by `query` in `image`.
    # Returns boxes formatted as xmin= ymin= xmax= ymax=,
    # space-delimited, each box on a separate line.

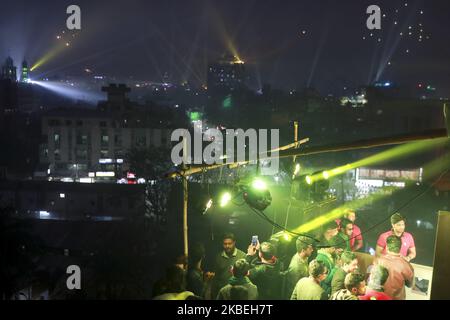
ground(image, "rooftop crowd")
xmin=152 ymin=211 xmax=416 ymax=300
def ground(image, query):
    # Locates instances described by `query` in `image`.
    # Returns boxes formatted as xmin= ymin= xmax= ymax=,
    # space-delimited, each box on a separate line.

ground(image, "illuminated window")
xmin=101 ymin=130 xmax=109 ymax=147
xmin=54 ymin=133 xmax=60 ymax=147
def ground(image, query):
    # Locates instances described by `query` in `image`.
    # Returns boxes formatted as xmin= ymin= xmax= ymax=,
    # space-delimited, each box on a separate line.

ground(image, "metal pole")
xmin=183 ymin=173 xmax=188 ymax=257
xmin=182 ymin=138 xmax=189 ymax=257
xmin=293 ymin=121 xmax=299 ymax=163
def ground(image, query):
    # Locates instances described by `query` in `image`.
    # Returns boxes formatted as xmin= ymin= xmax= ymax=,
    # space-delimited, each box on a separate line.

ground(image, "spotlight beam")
xmin=292 ymin=191 xmax=389 ymax=235
xmin=310 ymin=136 xmax=449 ymax=182
xmin=31 ymin=80 xmax=103 ymax=104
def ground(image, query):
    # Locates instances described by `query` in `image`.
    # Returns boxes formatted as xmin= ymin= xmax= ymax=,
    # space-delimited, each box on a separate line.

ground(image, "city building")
xmin=21 ymin=60 xmax=29 ymax=83
xmin=1 ymin=56 xmax=17 ymax=82
xmin=38 ymin=84 xmax=184 ymax=180
xmin=0 ymin=180 xmax=146 ymax=220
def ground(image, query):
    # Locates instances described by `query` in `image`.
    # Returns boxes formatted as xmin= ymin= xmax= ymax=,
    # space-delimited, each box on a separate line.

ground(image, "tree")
xmin=0 ymin=206 xmax=42 ymax=299
xmin=126 ymin=146 xmax=172 ymax=180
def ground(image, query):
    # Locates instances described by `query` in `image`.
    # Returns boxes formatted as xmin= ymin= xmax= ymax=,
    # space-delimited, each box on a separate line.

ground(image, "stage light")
xmin=322 ymin=171 xmax=330 ymax=179
xmin=252 ymin=178 xmax=267 ymax=190
xmin=305 ymin=175 xmax=313 ymax=185
xmin=206 ymin=199 xmax=213 ymax=210
xmin=283 ymin=232 xmax=291 ymax=241
xmin=243 ymin=180 xmax=272 ymax=211
xmin=220 ymin=192 xmax=232 ymax=207
xmin=202 ymin=198 xmax=213 ymax=215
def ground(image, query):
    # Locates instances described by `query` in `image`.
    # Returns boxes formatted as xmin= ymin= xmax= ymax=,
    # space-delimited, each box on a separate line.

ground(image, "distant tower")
xmin=21 ymin=60 xmax=29 ymax=83
xmin=1 ymin=57 xmax=17 ymax=81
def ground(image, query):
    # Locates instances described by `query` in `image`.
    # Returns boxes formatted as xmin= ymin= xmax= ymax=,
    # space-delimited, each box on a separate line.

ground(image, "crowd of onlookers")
xmin=152 ymin=211 xmax=416 ymax=300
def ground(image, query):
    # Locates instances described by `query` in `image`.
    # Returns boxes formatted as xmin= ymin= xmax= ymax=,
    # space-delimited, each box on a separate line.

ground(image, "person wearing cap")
xmin=309 ymin=221 xmax=339 ymax=263
xmin=373 ymin=235 xmax=414 ymax=300
xmin=376 ymin=213 xmax=416 ymax=262
xmin=284 ymin=236 xmax=314 ymax=298
xmin=359 ymin=264 xmax=392 ymax=300
xmin=316 ymin=235 xmax=339 ymax=297
xmin=246 ymin=241 xmax=282 ymax=299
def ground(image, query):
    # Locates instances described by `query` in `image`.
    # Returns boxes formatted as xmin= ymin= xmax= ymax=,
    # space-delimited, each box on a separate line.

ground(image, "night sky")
xmin=1 ymin=0 xmax=449 ymax=95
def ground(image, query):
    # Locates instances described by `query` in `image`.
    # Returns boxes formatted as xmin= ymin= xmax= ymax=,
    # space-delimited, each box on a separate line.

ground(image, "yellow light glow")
xmin=31 ymin=40 xmax=70 ymax=71
xmin=310 ymin=138 xmax=449 ymax=182
xmin=220 ymin=192 xmax=232 ymax=207
xmin=292 ymin=191 xmax=388 ymax=235
xmin=252 ymin=178 xmax=267 ymax=190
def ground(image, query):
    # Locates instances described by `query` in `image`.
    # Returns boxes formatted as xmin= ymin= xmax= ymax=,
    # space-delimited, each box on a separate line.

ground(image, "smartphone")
xmin=251 ymin=235 xmax=258 ymax=246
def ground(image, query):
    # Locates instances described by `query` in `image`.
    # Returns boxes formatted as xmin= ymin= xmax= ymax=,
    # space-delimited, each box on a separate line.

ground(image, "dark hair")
xmin=230 ymin=285 xmax=249 ymax=300
xmin=259 ymin=242 xmax=276 ymax=260
xmin=309 ymin=259 xmax=327 ymax=278
xmin=232 ymin=259 xmax=250 ymax=278
xmin=323 ymin=221 xmax=339 ymax=232
xmin=329 ymin=235 xmax=346 ymax=250
xmin=340 ymin=251 xmax=357 ymax=265
xmin=391 ymin=213 xmax=405 ymax=225
xmin=296 ymin=236 xmax=313 ymax=253
xmin=175 ymin=254 xmax=188 ymax=267
xmin=368 ymin=265 xmax=389 ymax=289
xmin=344 ymin=271 xmax=365 ymax=291
xmin=386 ymin=235 xmax=401 ymax=254
xmin=223 ymin=233 xmax=236 ymax=242
xmin=164 ymin=265 xmax=186 ymax=293
xmin=340 ymin=218 xmax=353 ymax=231
xmin=188 ymin=242 xmax=205 ymax=266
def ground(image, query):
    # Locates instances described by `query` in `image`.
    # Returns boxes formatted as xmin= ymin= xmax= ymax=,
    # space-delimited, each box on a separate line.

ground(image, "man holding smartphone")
xmin=246 ymin=240 xmax=282 ymax=300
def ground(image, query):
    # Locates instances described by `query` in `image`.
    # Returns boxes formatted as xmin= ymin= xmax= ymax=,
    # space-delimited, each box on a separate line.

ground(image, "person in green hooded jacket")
xmin=316 ymin=235 xmax=340 ymax=297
